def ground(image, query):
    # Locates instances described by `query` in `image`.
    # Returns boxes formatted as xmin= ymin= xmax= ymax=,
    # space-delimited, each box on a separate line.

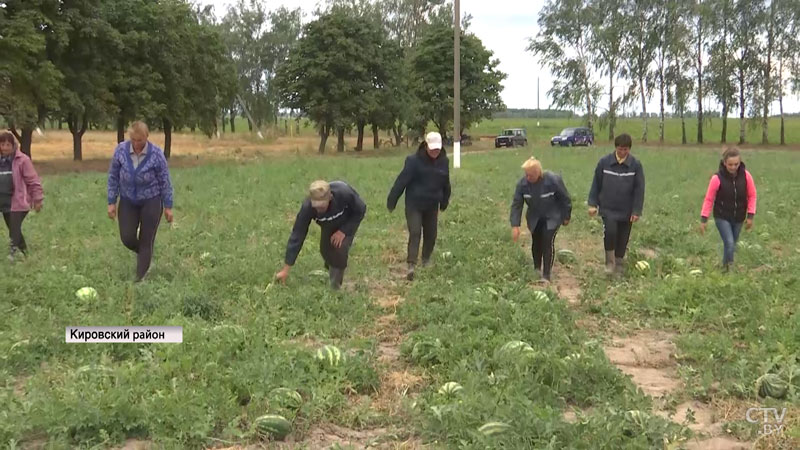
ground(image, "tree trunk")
xmin=696 ymin=18 xmax=704 ymax=144
xmin=58 ymin=119 xmax=63 ymax=130
xmin=658 ymin=67 xmax=665 ymax=144
xmin=163 ymin=118 xmax=173 ymax=159
xmin=230 ymin=108 xmax=236 ymax=133
xmin=582 ymin=62 xmax=594 ymax=130
xmin=222 ymin=114 xmax=227 ymax=133
xmin=117 ymin=116 xmax=126 ymax=143
xmin=639 ymin=75 xmax=648 ymax=143
xmin=372 ymin=123 xmax=380 ymax=149
xmin=393 ymin=124 xmax=403 ymax=147
xmin=318 ymin=124 xmax=329 ymax=154
xmin=721 ymin=100 xmax=728 ymax=144
xmin=68 ymin=113 xmax=88 ymax=161
xmin=762 ymin=7 xmax=773 ymax=145
xmin=739 ymin=70 xmax=746 ymax=145
xmin=779 ymin=56 xmax=785 ymax=146
xmin=609 ymin=71 xmax=616 ymax=141
xmin=247 ymin=118 xmax=253 ymax=132
xmin=336 ymin=127 xmax=345 ymax=152
xmin=190 ymin=124 xmax=196 ymax=133
xmin=355 ymin=120 xmax=365 ymax=152
xmin=15 ymin=127 xmax=34 ymax=157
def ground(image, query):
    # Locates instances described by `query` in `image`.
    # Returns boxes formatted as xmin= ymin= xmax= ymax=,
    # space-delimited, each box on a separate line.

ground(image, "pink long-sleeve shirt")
xmin=700 ymin=170 xmax=756 ymax=221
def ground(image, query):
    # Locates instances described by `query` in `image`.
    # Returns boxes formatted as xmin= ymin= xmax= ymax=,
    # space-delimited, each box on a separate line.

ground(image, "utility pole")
xmin=453 ymin=0 xmax=461 ymax=169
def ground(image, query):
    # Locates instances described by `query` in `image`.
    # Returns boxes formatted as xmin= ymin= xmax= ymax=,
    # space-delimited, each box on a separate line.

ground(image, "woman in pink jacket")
xmin=699 ymin=147 xmax=756 ymax=271
xmin=0 ymin=132 xmax=44 ymax=261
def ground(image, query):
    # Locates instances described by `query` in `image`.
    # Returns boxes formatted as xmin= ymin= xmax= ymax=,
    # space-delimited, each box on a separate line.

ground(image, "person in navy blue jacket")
xmin=107 ymin=121 xmax=174 ymax=282
xmin=387 ymin=132 xmax=451 ymax=281
xmin=510 ymin=157 xmax=572 ymax=283
xmin=587 ymin=133 xmax=645 ymax=277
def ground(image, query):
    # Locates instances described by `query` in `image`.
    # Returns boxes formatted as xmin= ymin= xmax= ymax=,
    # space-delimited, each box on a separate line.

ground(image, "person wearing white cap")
xmin=275 ymin=180 xmax=367 ymax=289
xmin=387 ymin=131 xmax=451 ymax=281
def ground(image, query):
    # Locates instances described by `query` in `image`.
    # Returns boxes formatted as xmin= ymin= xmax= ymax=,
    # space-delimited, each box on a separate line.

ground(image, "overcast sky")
xmin=197 ymin=0 xmax=800 ymax=114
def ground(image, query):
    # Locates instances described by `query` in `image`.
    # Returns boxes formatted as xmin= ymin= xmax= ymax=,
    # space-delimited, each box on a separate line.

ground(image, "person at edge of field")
xmin=587 ymin=133 xmax=645 ymax=277
xmin=387 ymin=131 xmax=451 ymax=281
xmin=699 ymin=146 xmax=757 ymax=271
xmin=107 ymin=121 xmax=174 ymax=282
xmin=0 ymin=132 xmax=44 ymax=262
xmin=275 ymin=180 xmax=367 ymax=290
xmin=510 ymin=157 xmax=572 ymax=284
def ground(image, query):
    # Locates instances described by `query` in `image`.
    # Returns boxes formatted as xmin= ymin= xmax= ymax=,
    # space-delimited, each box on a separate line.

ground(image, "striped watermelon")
xmin=479 ymin=421 xmax=511 ymax=436
xmin=269 ymin=388 xmax=303 ymax=410
xmin=254 ymin=414 xmax=292 ymax=440
xmin=689 ymin=269 xmax=703 ymax=277
xmin=499 ymin=340 xmax=535 ymax=356
xmin=532 ymin=290 xmax=549 ymax=302
xmin=556 ymin=249 xmax=576 ymax=264
xmin=315 ymin=345 xmax=343 ymax=367
xmin=757 ymin=373 xmax=789 ymax=399
xmin=635 ymin=260 xmax=650 ymax=272
xmin=438 ymin=381 xmax=463 ymax=396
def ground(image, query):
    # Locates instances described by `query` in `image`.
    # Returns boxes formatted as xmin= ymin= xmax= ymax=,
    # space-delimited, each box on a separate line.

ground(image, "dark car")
xmin=495 ymin=128 xmax=528 ymax=148
xmin=550 ymin=127 xmax=594 ymax=146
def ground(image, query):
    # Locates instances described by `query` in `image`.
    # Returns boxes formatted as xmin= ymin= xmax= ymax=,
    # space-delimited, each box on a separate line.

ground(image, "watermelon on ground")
xmin=254 ymin=414 xmax=292 ymax=440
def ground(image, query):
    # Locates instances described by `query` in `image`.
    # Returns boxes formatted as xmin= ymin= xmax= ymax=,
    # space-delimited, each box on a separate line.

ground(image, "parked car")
xmin=495 ymin=128 xmax=528 ymax=148
xmin=550 ymin=127 xmax=594 ymax=146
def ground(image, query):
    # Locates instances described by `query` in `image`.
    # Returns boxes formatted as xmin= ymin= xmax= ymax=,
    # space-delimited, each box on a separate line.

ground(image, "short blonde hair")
xmin=521 ymin=157 xmax=542 ymax=172
xmin=129 ymin=121 xmax=150 ymax=139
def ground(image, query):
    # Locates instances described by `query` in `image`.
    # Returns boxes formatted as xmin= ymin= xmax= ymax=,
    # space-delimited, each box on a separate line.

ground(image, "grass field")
xmin=1 ymin=143 xmax=799 ymax=449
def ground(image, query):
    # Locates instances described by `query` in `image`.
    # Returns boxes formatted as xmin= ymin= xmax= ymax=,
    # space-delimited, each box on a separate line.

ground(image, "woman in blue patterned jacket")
xmin=107 ymin=121 xmax=174 ymax=282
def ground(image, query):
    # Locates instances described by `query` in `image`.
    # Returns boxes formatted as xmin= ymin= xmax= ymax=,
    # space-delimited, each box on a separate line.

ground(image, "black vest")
xmin=713 ymin=161 xmax=748 ymax=223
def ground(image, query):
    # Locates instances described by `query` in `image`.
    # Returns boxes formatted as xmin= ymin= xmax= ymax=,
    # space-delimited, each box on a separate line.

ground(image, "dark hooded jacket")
xmin=387 ymin=143 xmax=451 ymax=211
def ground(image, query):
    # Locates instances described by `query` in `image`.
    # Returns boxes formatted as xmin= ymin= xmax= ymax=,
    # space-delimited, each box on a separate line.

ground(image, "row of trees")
xmin=1 ymin=0 xmax=507 ymax=158
xmin=1 ymin=0 xmax=233 ymax=158
xmin=531 ymin=0 xmax=800 ymax=145
xmin=274 ymin=0 xmax=507 ymax=153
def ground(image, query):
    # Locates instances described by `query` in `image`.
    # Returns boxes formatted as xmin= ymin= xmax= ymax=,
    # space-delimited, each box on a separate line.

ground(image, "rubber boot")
xmin=614 ymin=257 xmax=625 ymax=277
xmin=406 ymin=263 xmax=415 ymax=281
xmin=329 ymin=267 xmax=344 ymax=290
xmin=604 ymin=251 xmax=615 ymax=275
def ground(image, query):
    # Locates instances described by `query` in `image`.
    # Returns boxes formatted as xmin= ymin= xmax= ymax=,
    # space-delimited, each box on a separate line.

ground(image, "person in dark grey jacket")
xmin=387 ymin=131 xmax=451 ymax=281
xmin=510 ymin=157 xmax=572 ymax=283
xmin=275 ymin=180 xmax=367 ymax=290
xmin=587 ymin=133 xmax=645 ymax=276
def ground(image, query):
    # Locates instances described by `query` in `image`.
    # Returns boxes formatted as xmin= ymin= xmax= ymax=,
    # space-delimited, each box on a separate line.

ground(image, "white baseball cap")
xmin=425 ymin=131 xmax=442 ymax=150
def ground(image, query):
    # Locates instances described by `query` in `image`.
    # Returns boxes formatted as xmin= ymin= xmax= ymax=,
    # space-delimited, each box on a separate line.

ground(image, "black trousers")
xmin=602 ymin=217 xmax=633 ymax=258
xmin=3 ymin=211 xmax=28 ymax=253
xmin=405 ymin=207 xmax=438 ymax=264
xmin=320 ymin=226 xmax=354 ymax=269
xmin=118 ymin=197 xmax=163 ymax=280
xmin=531 ymin=220 xmax=559 ymax=279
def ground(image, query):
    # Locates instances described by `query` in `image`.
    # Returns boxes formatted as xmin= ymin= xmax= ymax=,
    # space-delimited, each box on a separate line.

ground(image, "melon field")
xmin=2 ymin=143 xmax=799 ymax=449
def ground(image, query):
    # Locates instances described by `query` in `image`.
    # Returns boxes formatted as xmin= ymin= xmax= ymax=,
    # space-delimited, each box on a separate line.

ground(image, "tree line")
xmin=528 ymin=0 xmax=800 ymax=144
xmin=531 ymin=0 xmax=800 ymax=145
xmin=0 ymin=0 xmax=507 ymax=158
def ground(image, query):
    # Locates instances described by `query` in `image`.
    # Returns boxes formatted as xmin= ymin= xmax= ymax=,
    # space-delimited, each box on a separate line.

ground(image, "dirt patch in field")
xmin=553 ymin=269 xmax=582 ymax=306
xmin=279 ymin=423 xmax=423 ymax=449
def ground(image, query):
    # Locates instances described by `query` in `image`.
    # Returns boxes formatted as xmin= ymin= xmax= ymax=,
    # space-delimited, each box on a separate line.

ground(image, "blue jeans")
xmin=714 ymin=218 xmax=743 ymax=266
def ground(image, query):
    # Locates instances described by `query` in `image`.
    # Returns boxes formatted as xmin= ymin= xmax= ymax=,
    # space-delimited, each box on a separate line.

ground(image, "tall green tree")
xmin=412 ymin=24 xmax=506 ymax=139
xmin=530 ymin=0 xmax=599 ymax=130
xmin=622 ymin=0 xmax=659 ymax=143
xmin=706 ymin=0 xmax=736 ymax=143
xmin=0 ymin=0 xmax=64 ymax=157
xmin=589 ymin=0 xmax=626 ymax=141
xmin=104 ymin=0 xmax=162 ymax=143
xmin=55 ymin=0 xmax=117 ymax=160
xmin=276 ymin=9 xmax=389 ymax=153
xmin=775 ymin=0 xmax=799 ymax=145
xmin=653 ymin=0 xmax=690 ymax=143
xmin=731 ymin=0 xmax=763 ymax=144
xmin=689 ymin=0 xmax=711 ymax=143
